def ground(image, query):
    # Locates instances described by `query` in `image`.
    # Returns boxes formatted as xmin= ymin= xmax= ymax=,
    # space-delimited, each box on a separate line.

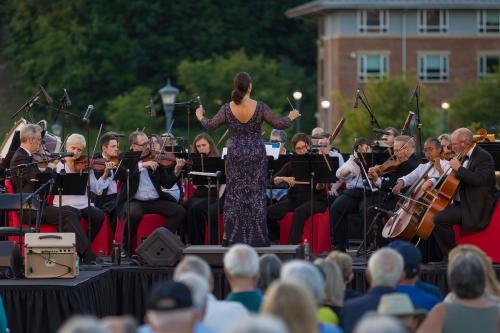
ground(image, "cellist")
xmin=432 ymin=128 xmax=496 ymax=263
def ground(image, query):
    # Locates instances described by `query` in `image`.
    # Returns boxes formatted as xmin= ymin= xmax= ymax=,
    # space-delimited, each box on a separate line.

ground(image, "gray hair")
xmin=175 ymin=272 xmax=209 ymax=311
xmin=452 ymin=128 xmax=473 ymax=144
xmin=270 ymin=129 xmax=287 ymax=143
xmin=368 ymin=248 xmax=404 ymax=287
xmin=66 ymin=133 xmax=86 ymax=148
xmin=314 ymin=258 xmax=346 ymax=306
xmin=281 ymin=260 xmax=325 ymax=304
xmin=224 ymin=244 xmax=259 ymax=278
xmin=20 ymin=124 xmax=42 ymax=143
xmin=448 ymin=251 xmax=486 ymax=299
xmin=58 ymin=316 xmax=107 ymax=333
xmin=174 ymin=255 xmax=212 ymax=281
xmin=438 ymin=133 xmax=451 ymax=142
xmin=257 ymin=254 xmax=282 ymax=292
xmin=354 ymin=314 xmax=406 ymax=333
xmin=227 ymin=315 xmax=289 ymax=333
xmin=394 ymin=135 xmax=415 ymax=150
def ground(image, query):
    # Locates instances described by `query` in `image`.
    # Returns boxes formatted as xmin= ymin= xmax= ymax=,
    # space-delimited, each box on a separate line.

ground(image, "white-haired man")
xmin=223 ymin=244 xmax=261 ymax=312
xmin=174 ymin=256 xmax=248 ymax=332
xmin=341 ymin=248 xmax=404 ymax=333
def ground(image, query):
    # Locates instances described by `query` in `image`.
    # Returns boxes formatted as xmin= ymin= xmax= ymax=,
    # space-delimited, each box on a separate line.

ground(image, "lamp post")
xmin=321 ymin=99 xmax=331 ymax=129
xmin=159 ymin=79 xmax=179 ymax=132
xmin=292 ymin=90 xmax=303 ymax=132
xmin=441 ymin=101 xmax=450 ymax=132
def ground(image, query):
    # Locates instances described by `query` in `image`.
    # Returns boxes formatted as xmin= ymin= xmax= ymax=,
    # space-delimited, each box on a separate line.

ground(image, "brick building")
xmin=286 ymin=0 xmax=500 ymax=131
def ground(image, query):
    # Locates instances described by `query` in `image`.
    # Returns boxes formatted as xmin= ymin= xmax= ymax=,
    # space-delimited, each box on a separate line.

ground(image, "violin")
xmin=70 ymin=156 xmax=121 ymax=172
xmin=370 ymin=156 xmax=401 ymax=177
xmin=142 ymin=152 xmax=178 ymax=168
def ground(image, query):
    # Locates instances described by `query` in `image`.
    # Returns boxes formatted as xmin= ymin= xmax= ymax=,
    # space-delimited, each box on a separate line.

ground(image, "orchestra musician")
xmin=329 ymin=138 xmax=373 ymax=252
xmin=9 ymin=125 xmax=99 ymax=264
xmin=185 ymin=133 xmax=223 ymax=245
xmin=267 ymin=129 xmax=288 ymax=204
xmin=267 ymin=133 xmax=328 ymax=244
xmin=115 ymin=131 xmax=186 ymax=254
xmin=438 ymin=133 xmax=452 ymax=156
xmin=432 ymin=128 xmax=496 ymax=262
xmin=150 ymin=134 xmax=183 ymax=203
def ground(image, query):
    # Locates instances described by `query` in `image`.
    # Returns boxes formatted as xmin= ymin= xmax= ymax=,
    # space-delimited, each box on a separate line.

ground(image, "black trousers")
xmin=185 ymin=197 xmax=220 ymax=245
xmin=267 ymin=198 xmax=327 ymax=244
xmin=366 ymin=193 xmax=399 ymax=248
xmin=433 ymin=205 xmax=462 ymax=260
xmin=123 ymin=198 xmax=185 ymax=251
xmin=95 ymin=193 xmax=118 ymax=231
xmin=329 ymin=188 xmax=366 ymax=250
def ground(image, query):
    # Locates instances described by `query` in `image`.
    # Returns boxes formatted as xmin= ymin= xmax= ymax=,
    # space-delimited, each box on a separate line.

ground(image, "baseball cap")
xmin=388 ymin=241 xmax=422 ymax=277
xmin=147 ymin=281 xmax=193 ymax=311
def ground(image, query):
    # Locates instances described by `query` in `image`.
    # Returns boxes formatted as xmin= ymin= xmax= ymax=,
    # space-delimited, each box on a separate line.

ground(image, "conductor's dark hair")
xmin=231 ymin=72 xmax=252 ymax=105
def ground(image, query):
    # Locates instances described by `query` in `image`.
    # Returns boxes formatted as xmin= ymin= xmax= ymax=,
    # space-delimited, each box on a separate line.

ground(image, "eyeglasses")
xmin=134 ymin=140 xmax=150 ymax=147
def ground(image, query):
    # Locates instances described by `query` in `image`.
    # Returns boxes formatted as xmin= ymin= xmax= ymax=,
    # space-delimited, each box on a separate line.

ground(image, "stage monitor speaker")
xmin=0 ymin=241 xmax=23 ymax=278
xmin=25 ymin=233 xmax=76 ymax=279
xmin=136 ymin=227 xmax=184 ymax=267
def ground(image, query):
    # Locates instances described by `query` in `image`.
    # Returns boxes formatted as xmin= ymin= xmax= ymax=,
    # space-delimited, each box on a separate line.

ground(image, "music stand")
xmin=113 ymin=151 xmax=142 ymax=252
xmin=36 ymin=172 xmax=88 ymax=231
xmin=290 ymin=155 xmax=339 ymax=251
xmin=189 ymin=154 xmax=226 ymax=244
xmin=267 ymin=155 xmax=292 ymax=205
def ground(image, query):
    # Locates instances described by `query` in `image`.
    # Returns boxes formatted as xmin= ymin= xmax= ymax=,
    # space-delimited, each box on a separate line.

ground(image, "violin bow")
xmin=90 ymin=124 xmax=103 ymax=166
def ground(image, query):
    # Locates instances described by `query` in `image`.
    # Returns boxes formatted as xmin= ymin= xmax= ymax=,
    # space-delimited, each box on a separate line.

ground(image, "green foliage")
xmin=334 ymin=77 xmax=441 ymax=152
xmin=450 ymin=72 xmax=500 ymax=133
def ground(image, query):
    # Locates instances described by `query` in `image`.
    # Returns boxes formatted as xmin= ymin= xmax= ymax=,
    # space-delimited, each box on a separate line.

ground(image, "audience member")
xmin=58 ymin=316 xmax=107 ymax=333
xmin=417 ymin=251 xmax=500 ymax=333
xmin=377 ymin=293 xmax=427 ymax=332
xmin=353 ymin=314 xmax=406 ymax=333
xmin=101 ymin=316 xmax=137 ymax=333
xmin=341 ymin=248 xmax=404 ymax=333
xmin=257 ymin=254 xmax=282 ymax=293
xmin=174 ymin=255 xmax=248 ymax=332
xmin=314 ymin=259 xmax=346 ymax=318
xmin=226 ymin=315 xmax=289 ymax=333
xmin=326 ymin=251 xmax=361 ymax=300
xmin=224 ymin=244 xmax=262 ymax=312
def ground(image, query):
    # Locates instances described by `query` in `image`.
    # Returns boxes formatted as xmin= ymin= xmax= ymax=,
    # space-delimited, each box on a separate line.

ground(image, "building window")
xmin=418 ymin=9 xmax=448 ymax=33
xmin=358 ymin=54 xmax=388 ymax=82
xmin=419 ymin=54 xmax=448 ymax=82
xmin=358 ymin=9 xmax=389 ymax=33
xmin=478 ymin=10 xmax=500 ymax=33
xmin=478 ymin=55 xmax=500 ymax=77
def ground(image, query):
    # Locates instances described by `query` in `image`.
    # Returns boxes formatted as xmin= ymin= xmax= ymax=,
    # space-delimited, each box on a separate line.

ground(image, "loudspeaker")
xmin=0 ymin=241 xmax=23 ymax=278
xmin=136 ymin=227 xmax=184 ymax=267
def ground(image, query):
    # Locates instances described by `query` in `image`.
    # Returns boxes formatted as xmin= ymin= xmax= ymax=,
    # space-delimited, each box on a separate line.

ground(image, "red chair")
xmin=278 ymin=210 xmax=332 ymax=254
xmin=115 ymin=214 xmax=168 ymax=253
xmin=454 ymin=199 xmax=500 ymax=263
xmin=204 ymin=214 xmax=224 ymax=245
xmin=79 ymin=215 xmax=113 ymax=255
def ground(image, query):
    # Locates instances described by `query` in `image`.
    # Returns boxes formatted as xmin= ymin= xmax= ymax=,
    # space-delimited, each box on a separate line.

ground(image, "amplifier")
xmin=25 ymin=233 xmax=77 ymax=279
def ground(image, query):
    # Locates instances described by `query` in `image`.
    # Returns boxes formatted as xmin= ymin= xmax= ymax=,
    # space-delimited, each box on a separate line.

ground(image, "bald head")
xmin=451 ymin=128 xmax=473 ymax=144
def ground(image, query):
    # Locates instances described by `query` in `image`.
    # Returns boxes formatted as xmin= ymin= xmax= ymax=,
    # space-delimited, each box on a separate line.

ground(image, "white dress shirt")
xmin=134 ymin=161 xmax=160 ymax=201
xmin=399 ymin=159 xmax=450 ymax=187
xmin=53 ymin=162 xmax=96 ymax=209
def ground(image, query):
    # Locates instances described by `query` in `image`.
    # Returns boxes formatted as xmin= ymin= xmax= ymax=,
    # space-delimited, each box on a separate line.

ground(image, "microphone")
xmin=197 ymin=96 xmax=203 ymax=108
xmin=29 ymin=96 xmax=40 ymax=108
xmin=373 ymin=128 xmax=391 ymax=136
xmin=39 ymin=85 xmax=53 ymax=104
xmin=409 ymin=83 xmax=419 ymax=104
xmin=374 ymin=206 xmax=394 ymax=216
xmin=145 ymin=98 xmax=156 ymax=117
xmin=83 ymin=105 xmax=94 ymax=123
xmin=353 ymin=89 xmax=360 ymax=108
xmin=63 ymin=88 xmax=72 ymax=107
xmin=48 ymin=152 xmax=74 ymax=158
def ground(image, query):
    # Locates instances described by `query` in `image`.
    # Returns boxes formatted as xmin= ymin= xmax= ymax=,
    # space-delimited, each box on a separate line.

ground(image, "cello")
xmin=416 ymin=129 xmax=488 ymax=240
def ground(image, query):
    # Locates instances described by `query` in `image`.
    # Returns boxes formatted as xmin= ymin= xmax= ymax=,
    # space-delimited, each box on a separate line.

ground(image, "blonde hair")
xmin=262 ymin=281 xmax=319 ymax=333
xmin=448 ymin=244 xmax=500 ymax=298
xmin=66 ymin=133 xmax=86 ymax=148
xmin=327 ymin=251 xmax=354 ymax=283
xmin=314 ymin=258 xmax=346 ymax=306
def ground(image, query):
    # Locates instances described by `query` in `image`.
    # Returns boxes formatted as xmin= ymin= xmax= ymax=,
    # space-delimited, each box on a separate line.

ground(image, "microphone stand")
xmin=410 ymin=84 xmax=423 ymax=155
xmin=358 ymin=89 xmax=382 ymax=130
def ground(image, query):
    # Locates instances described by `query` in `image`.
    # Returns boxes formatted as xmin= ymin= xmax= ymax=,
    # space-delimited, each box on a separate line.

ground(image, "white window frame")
xmin=478 ymin=10 xmax=500 ymax=33
xmin=418 ymin=53 xmax=449 ymax=82
xmin=417 ymin=9 xmax=449 ymax=34
xmin=357 ymin=53 xmax=389 ymax=82
xmin=478 ymin=54 xmax=500 ymax=77
xmin=358 ymin=9 xmax=389 ymax=34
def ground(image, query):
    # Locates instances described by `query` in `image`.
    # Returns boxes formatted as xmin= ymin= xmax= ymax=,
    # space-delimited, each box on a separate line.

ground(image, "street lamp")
xmin=292 ymin=90 xmax=303 ymax=132
xmin=441 ymin=101 xmax=450 ymax=132
xmin=321 ymin=100 xmax=330 ymax=129
xmin=158 ymin=78 xmax=179 ymax=132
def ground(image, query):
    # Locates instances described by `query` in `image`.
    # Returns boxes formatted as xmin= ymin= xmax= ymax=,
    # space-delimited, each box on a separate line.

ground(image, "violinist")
xmin=266 ymin=129 xmax=288 ymax=204
xmin=150 ymin=134 xmax=182 ymax=203
xmin=115 ymin=131 xmax=186 ymax=255
xmin=267 ymin=133 xmax=328 ymax=244
xmin=317 ymin=135 xmax=345 ymax=165
xmin=185 ymin=133 xmax=223 ymax=245
xmin=438 ymin=133 xmax=455 ymax=160
xmin=329 ymin=138 xmax=373 ymax=252
xmin=54 ymin=133 xmax=105 ymax=243
xmin=432 ymin=128 xmax=496 ymax=262
xmin=9 ymin=125 xmax=100 ymax=264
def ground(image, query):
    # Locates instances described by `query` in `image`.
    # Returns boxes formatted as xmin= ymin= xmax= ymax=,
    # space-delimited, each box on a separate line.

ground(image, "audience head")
xmin=451 ymin=128 xmax=473 ymax=154
xmin=448 ymin=249 xmax=486 ymax=300
xmin=291 ymin=133 xmax=310 ymax=155
xmin=261 ymin=281 xmax=319 ymax=333
xmin=174 ymin=255 xmax=213 ymax=291
xmin=226 ymin=315 xmax=289 ymax=333
xmin=393 ymin=135 xmax=415 ymax=161
xmin=354 ymin=314 xmax=407 ymax=333
xmin=193 ymin=132 xmax=218 ymax=157
xmin=145 ymin=281 xmax=196 ymax=333
xmin=281 ymin=260 xmax=325 ymax=305
xmin=326 ymin=250 xmax=354 ymax=284
xmin=367 ymin=248 xmax=404 ymax=288
xmin=314 ymin=258 xmax=346 ymax=306
xmin=58 ymin=316 xmax=107 ymax=333
xmin=388 ymin=241 xmax=422 ymax=281
xmin=376 ymin=293 xmax=427 ymax=332
xmin=20 ymin=124 xmax=43 ymax=153
xmin=257 ymin=254 xmax=282 ymax=292
xmin=224 ymin=244 xmax=259 ymax=290
xmin=232 ymin=72 xmax=252 ymax=105
xmin=100 ymin=315 xmax=137 ymax=333
xmin=175 ymin=272 xmax=209 ymax=321
xmin=448 ymin=244 xmax=500 ymax=298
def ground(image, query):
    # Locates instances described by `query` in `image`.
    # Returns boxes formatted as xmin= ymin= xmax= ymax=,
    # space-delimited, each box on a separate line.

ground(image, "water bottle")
xmin=75 ymin=255 xmax=80 ymax=276
xmin=112 ymin=240 xmax=121 ymax=266
xmin=303 ymin=239 xmax=310 ymax=260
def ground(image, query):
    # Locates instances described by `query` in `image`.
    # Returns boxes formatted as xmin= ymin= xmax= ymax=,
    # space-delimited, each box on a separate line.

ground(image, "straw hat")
xmin=377 ymin=293 xmax=427 ymax=317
